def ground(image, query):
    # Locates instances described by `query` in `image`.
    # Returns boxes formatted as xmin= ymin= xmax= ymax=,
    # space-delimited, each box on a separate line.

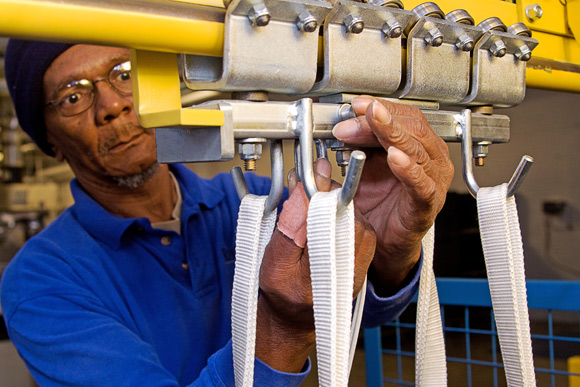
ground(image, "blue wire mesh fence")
xmin=364 ymin=278 xmax=580 ymax=387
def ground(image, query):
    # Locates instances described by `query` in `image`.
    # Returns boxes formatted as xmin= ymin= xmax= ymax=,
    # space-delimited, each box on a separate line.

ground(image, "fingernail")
xmin=315 ymin=158 xmax=332 ymax=179
xmin=371 ymin=101 xmax=392 ymax=124
xmin=352 ymin=97 xmax=373 ymax=112
xmin=333 ymin=119 xmax=360 ymax=141
xmin=387 ymin=146 xmax=411 ymax=167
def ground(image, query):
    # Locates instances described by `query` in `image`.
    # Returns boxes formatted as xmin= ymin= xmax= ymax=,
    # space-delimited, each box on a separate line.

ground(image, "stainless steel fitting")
xmin=248 ymin=4 xmax=271 ymax=27
xmin=424 ymin=27 xmax=444 ymax=47
xmin=489 ymin=40 xmax=507 ymax=57
xmin=344 ymin=14 xmax=365 ymax=34
xmin=296 ymin=10 xmax=318 ymax=33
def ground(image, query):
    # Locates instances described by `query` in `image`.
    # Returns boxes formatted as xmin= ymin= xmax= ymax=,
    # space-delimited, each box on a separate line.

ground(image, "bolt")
xmin=489 ymin=40 xmax=507 ymax=57
xmin=296 ymin=10 xmax=318 ymax=33
xmin=455 ymin=33 xmax=474 ymax=52
xmin=473 ymin=142 xmax=490 ymax=167
xmin=248 ymin=4 xmax=271 ymax=27
xmin=244 ymin=159 xmax=257 ymax=171
xmin=424 ymin=27 xmax=444 ymax=47
xmin=382 ymin=18 xmax=403 ymax=39
xmin=344 ymin=14 xmax=364 ymax=34
xmin=336 ymin=150 xmax=352 ymax=177
xmin=515 ymin=44 xmax=532 ymax=61
xmin=238 ymin=142 xmax=263 ymax=171
xmin=525 ymin=4 xmax=543 ymax=22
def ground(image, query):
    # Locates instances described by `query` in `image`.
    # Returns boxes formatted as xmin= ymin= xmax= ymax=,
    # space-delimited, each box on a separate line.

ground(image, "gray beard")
xmin=112 ymin=162 xmax=160 ymax=189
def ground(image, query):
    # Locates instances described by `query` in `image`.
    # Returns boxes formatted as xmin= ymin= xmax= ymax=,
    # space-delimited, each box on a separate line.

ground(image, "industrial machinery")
xmin=0 ymin=0 xmax=578 ymax=195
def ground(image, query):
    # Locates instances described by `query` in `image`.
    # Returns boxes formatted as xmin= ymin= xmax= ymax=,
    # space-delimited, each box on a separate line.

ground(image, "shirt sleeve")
xmin=4 ymin=294 xmax=310 ymax=387
xmin=361 ymin=251 xmax=422 ymax=328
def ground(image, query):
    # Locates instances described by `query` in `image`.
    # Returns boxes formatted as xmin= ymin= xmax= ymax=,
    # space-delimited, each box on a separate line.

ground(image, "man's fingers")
xmin=277 ymin=182 xmax=309 ymax=248
xmin=314 ymin=158 xmax=332 ymax=192
xmin=387 ymin=146 xmax=437 ymax=209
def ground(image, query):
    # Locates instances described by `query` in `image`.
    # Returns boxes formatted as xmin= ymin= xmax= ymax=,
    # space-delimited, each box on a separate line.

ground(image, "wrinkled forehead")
xmin=43 ymin=45 xmax=130 ymax=98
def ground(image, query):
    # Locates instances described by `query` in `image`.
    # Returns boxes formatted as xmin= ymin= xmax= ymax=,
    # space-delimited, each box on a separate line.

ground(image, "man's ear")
xmin=46 ymin=133 xmax=65 ymax=162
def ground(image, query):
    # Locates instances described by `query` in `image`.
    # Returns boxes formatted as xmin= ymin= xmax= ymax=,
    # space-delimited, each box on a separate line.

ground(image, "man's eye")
xmin=116 ymin=71 xmax=131 ymax=82
xmin=60 ymin=93 xmax=83 ymax=106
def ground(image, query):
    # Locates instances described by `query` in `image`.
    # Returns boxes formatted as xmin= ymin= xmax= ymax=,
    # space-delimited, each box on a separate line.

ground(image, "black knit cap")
xmin=5 ymin=39 xmax=74 ymax=156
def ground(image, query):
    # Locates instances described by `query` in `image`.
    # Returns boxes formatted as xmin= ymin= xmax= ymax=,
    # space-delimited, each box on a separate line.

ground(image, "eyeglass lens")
xmin=51 ymin=61 xmax=132 ymax=117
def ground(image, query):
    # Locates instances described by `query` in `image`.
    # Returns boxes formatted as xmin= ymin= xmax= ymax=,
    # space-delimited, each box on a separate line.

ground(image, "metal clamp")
xmin=458 ymin=109 xmax=533 ymax=198
xmin=181 ymin=0 xmax=332 ymax=94
xmin=310 ymin=0 xmax=412 ymax=95
xmin=461 ymin=18 xmax=539 ymax=107
xmin=396 ymin=4 xmax=483 ymax=103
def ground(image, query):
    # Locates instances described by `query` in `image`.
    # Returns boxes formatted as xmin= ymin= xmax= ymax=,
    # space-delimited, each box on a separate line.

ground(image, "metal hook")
xmin=263 ymin=140 xmax=285 ymax=215
xmin=459 ymin=109 xmax=533 ymax=198
xmin=231 ymin=140 xmax=285 ymax=215
xmin=294 ymin=98 xmax=366 ymax=214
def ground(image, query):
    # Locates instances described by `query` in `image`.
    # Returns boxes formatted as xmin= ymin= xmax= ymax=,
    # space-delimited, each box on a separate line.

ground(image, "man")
xmin=0 ymin=40 xmax=453 ymax=386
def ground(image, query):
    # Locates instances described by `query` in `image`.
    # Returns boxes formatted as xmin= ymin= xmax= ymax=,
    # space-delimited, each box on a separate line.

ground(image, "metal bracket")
xmin=396 ymin=16 xmax=483 ymax=103
xmin=461 ymin=30 xmax=539 ymax=107
xmin=310 ymin=0 xmax=412 ymax=95
xmin=155 ymin=99 xmax=511 ymax=165
xmin=181 ymin=0 xmax=332 ymax=93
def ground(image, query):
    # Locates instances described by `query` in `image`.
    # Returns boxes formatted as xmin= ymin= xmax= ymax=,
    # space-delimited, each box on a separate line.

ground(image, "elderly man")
xmin=0 ymin=40 xmax=453 ymax=386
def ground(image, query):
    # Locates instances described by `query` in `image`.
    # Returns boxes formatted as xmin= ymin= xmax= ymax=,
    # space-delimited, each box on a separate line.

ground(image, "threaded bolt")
xmin=244 ymin=159 xmax=257 ymax=171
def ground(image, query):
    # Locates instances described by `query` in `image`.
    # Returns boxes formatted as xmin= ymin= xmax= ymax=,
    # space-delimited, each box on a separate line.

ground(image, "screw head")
xmin=489 ymin=40 xmax=507 ymax=57
xmin=296 ymin=11 xmax=318 ymax=33
xmin=424 ymin=28 xmax=443 ymax=47
xmin=455 ymin=34 xmax=474 ymax=52
xmin=525 ymin=4 xmax=543 ymax=22
xmin=382 ymin=19 xmax=403 ymax=39
xmin=515 ymin=45 xmax=532 ymax=61
xmin=344 ymin=14 xmax=364 ymax=34
xmin=248 ymin=4 xmax=271 ymax=27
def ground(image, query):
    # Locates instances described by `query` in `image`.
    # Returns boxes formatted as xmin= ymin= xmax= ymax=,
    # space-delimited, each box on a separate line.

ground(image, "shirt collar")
xmin=69 ymin=164 xmax=225 ymax=250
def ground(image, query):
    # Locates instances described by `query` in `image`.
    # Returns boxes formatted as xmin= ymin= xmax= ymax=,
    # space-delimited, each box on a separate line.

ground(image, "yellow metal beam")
xmin=0 ymin=0 xmax=224 ymax=56
xmin=1 ymin=0 xmax=579 ymax=93
xmin=130 ymin=49 xmax=224 ymax=128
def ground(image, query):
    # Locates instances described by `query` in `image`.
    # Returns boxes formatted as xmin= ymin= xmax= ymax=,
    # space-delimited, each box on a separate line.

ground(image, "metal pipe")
xmin=459 ymin=109 xmax=480 ymax=198
xmin=507 ymin=155 xmax=534 ymax=198
xmin=0 ymin=0 xmax=225 ymax=56
xmin=263 ymin=141 xmax=285 ymax=215
xmin=230 ymin=166 xmax=249 ymax=200
xmin=337 ymin=150 xmax=366 ymax=214
xmin=295 ymin=98 xmax=318 ymax=200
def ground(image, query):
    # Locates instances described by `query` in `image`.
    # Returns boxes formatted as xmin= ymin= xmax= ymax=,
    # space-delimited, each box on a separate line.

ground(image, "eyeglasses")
xmin=45 ymin=61 xmax=132 ymax=117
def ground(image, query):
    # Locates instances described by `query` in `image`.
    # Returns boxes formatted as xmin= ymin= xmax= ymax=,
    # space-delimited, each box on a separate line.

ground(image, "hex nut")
xmin=382 ymin=19 xmax=403 ymax=39
xmin=455 ymin=34 xmax=474 ymax=52
xmin=489 ymin=40 xmax=507 ymax=57
xmin=248 ymin=4 xmax=271 ymax=27
xmin=296 ymin=10 xmax=318 ymax=33
xmin=424 ymin=28 xmax=443 ymax=47
xmin=344 ymin=14 xmax=364 ymax=34
xmin=525 ymin=4 xmax=543 ymax=22
xmin=515 ymin=44 xmax=532 ymax=61
xmin=238 ymin=143 xmax=263 ymax=160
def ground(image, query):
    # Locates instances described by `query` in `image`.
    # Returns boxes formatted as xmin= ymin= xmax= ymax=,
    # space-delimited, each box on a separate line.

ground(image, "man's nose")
xmin=94 ymin=81 xmax=133 ymax=125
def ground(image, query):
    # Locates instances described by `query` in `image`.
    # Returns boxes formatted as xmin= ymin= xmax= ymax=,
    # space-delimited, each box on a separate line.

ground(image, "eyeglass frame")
xmin=44 ymin=61 xmax=132 ymax=117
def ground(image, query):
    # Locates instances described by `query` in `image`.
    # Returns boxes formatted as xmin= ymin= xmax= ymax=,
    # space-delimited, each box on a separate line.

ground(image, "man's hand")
xmin=255 ymin=158 xmax=377 ymax=373
xmin=333 ymin=97 xmax=454 ymax=296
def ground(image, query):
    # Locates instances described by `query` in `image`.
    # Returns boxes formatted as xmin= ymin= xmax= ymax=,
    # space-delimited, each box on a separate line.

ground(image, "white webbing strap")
xmin=232 ymin=194 xmax=277 ymax=387
xmin=307 ymin=190 xmax=355 ymax=387
xmin=415 ymin=224 xmax=448 ymax=386
xmin=477 ymin=184 xmax=536 ymax=387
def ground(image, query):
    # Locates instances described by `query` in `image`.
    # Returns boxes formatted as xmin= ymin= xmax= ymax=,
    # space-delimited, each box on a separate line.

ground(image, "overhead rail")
xmin=0 ymin=0 xmax=579 ymax=93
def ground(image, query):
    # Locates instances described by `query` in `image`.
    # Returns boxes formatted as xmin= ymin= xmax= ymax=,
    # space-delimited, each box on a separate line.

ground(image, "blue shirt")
xmin=1 ymin=164 xmax=419 ymax=386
